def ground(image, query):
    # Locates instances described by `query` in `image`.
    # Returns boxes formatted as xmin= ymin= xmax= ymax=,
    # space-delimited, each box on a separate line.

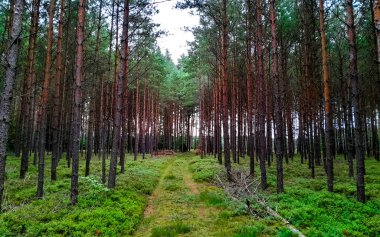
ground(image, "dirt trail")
xmin=132 ymin=155 xmax=289 ymax=237
xmin=132 ymin=157 xmax=216 ymax=237
xmin=143 ymin=160 xmax=173 ymax=217
xmin=184 ymin=172 xmax=199 ymax=195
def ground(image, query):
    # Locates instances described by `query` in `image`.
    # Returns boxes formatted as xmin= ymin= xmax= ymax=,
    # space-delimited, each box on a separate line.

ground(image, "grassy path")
xmin=132 ymin=154 xmax=286 ymax=237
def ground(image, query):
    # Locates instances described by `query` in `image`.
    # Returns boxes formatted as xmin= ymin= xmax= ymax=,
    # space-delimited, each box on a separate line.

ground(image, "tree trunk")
xmin=256 ymin=0 xmax=267 ymax=189
xmin=70 ymin=0 xmax=85 ymax=205
xmin=371 ymin=111 xmax=379 ymax=161
xmin=221 ymin=0 xmax=231 ymax=179
xmin=0 ymin=0 xmax=24 ymax=212
xmin=86 ymin=0 xmax=103 ymax=177
xmin=37 ymin=0 xmax=55 ymax=198
xmin=374 ymin=0 xmax=380 ymax=65
xmin=246 ymin=0 xmax=254 ymax=176
xmin=141 ymin=77 xmax=147 ymax=159
xmin=134 ymin=86 xmax=140 ymax=160
xmin=319 ymin=0 xmax=334 ymax=192
xmin=120 ymin=43 xmax=128 ymax=173
xmin=20 ymin=0 xmax=40 ymax=179
xmin=347 ymin=0 xmax=365 ymax=203
xmin=109 ymin=0 xmax=129 ymax=188
xmin=51 ymin=0 xmax=66 ymax=181
xmin=271 ymin=0 xmax=284 ymax=193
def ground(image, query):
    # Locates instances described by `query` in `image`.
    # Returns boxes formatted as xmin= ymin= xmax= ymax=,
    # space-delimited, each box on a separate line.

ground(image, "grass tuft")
xmin=151 ymin=222 xmax=191 ymax=237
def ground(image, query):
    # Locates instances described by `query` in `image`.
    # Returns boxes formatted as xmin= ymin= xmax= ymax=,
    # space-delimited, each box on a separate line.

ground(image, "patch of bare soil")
xmin=144 ymin=199 xmax=154 ymax=217
xmin=198 ymin=206 xmax=207 ymax=218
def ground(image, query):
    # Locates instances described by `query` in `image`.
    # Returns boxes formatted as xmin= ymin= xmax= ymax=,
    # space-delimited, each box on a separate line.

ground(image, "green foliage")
xmin=234 ymin=224 xmax=265 ymax=237
xmin=164 ymin=174 xmax=176 ymax=180
xmin=164 ymin=181 xmax=182 ymax=191
xmin=199 ymin=190 xmax=226 ymax=206
xmin=122 ymin=161 xmax=162 ymax=195
xmin=277 ymin=228 xmax=299 ymax=237
xmin=0 ymin=154 xmax=167 ymax=236
xmin=198 ymin=189 xmax=248 ymax=218
xmin=264 ymin=155 xmax=380 ymax=237
xmin=134 ymin=154 xmax=287 ymax=236
xmin=189 ymin=154 xmax=380 ymax=237
xmin=3 ymin=152 xmax=379 ymax=237
xmin=151 ymin=222 xmax=191 ymax=237
xmin=162 ymin=171 xmax=183 ymax=192
xmin=189 ymin=158 xmax=222 ymax=182
xmin=157 ymin=52 xmax=198 ymax=111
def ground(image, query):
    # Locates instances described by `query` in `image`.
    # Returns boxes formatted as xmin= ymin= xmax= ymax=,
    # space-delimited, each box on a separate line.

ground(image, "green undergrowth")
xmin=188 ymin=156 xmax=295 ymax=236
xmin=233 ymin=224 xmax=298 ymax=237
xmin=0 ymin=154 xmax=167 ymax=236
xmin=191 ymin=153 xmax=380 ymax=237
xmin=196 ymin=187 xmax=292 ymax=236
xmin=188 ymin=157 xmax=223 ymax=182
xmin=151 ymin=221 xmax=191 ymax=237
xmin=163 ymin=172 xmax=183 ymax=192
xmin=132 ymin=154 xmax=293 ymax=236
xmin=264 ymin=155 xmax=380 ymax=237
xmin=4 ymin=152 xmax=376 ymax=237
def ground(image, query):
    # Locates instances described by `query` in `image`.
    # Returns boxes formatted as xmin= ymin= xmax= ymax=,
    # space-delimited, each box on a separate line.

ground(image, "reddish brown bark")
xmin=134 ymin=85 xmax=140 ymax=160
xmin=319 ymin=0 xmax=334 ymax=192
xmin=256 ymin=0 xmax=267 ymax=189
xmin=20 ymin=0 xmax=40 ymax=179
xmin=86 ymin=0 xmax=103 ymax=177
xmin=51 ymin=0 xmax=66 ymax=181
xmin=221 ymin=0 xmax=231 ymax=180
xmin=271 ymin=0 xmax=284 ymax=193
xmin=70 ymin=0 xmax=85 ymax=205
xmin=120 ymin=44 xmax=129 ymax=173
xmin=246 ymin=0 xmax=254 ymax=175
xmin=141 ymin=77 xmax=147 ymax=158
xmin=109 ymin=0 xmax=130 ymax=188
xmin=37 ymin=0 xmax=55 ymax=198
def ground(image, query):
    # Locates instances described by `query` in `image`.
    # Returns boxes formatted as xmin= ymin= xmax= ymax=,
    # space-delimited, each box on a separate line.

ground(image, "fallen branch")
xmin=215 ymin=170 xmax=305 ymax=237
xmin=152 ymin=150 xmax=175 ymax=156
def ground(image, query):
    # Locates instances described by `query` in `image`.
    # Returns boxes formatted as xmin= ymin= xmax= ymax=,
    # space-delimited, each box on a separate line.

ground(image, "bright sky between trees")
xmin=153 ymin=0 xmax=199 ymax=64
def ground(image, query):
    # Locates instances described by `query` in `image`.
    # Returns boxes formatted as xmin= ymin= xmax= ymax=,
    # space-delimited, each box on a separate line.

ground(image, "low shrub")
xmin=189 ymin=158 xmax=222 ymax=182
xmin=0 ymin=155 xmax=167 ymax=236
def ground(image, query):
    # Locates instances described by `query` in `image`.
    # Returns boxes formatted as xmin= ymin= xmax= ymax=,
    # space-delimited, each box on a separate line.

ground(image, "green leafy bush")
xmin=189 ymin=158 xmax=222 ymax=182
xmin=0 ymin=155 xmax=167 ymax=236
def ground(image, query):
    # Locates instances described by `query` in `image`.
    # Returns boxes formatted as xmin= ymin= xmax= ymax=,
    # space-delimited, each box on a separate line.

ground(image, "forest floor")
xmin=0 ymin=152 xmax=379 ymax=237
xmin=132 ymin=153 xmax=288 ymax=237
